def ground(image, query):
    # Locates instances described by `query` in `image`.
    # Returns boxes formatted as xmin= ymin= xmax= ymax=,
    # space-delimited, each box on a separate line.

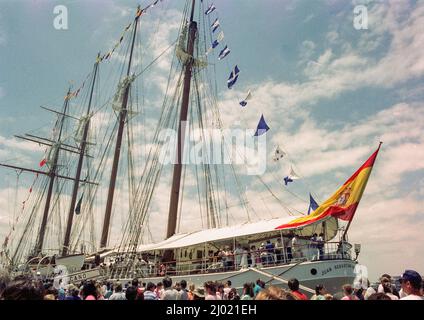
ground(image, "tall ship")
xmin=0 ymin=0 xmax=381 ymax=295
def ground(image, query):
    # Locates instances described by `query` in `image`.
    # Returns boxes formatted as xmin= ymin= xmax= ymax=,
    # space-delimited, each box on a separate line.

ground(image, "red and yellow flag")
xmin=276 ymin=143 xmax=382 ymax=230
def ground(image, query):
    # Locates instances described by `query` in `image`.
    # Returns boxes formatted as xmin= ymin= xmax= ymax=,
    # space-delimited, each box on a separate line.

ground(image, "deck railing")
xmin=107 ymin=241 xmax=353 ymax=279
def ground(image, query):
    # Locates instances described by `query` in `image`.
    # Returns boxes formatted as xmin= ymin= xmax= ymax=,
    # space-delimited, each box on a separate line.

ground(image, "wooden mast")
xmin=62 ymin=55 xmax=99 ymax=256
xmin=35 ymin=87 xmax=72 ymax=255
xmin=100 ymin=8 xmax=140 ymax=248
xmin=166 ymin=0 xmax=197 ymax=239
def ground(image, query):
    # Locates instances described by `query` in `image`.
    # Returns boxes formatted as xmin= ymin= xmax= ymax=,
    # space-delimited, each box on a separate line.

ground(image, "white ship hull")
xmin=112 ymin=259 xmax=356 ymax=295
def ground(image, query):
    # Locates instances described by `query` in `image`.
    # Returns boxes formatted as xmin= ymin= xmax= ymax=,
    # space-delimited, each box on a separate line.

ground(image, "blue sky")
xmin=1 ymin=0 xmax=424 ymax=281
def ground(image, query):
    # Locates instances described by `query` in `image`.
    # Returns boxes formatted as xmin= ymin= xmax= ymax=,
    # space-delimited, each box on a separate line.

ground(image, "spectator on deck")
xmin=265 ymin=240 xmax=275 ymax=264
xmin=234 ymin=244 xmax=243 ymax=269
xmin=317 ymin=233 xmax=325 ymax=259
xmin=291 ymin=235 xmax=299 ymax=260
xmin=274 ymin=238 xmax=283 ymax=263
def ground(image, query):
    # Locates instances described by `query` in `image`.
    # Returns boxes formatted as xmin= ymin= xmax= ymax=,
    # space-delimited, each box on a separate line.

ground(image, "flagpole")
xmin=342 ymin=142 xmax=383 ymax=241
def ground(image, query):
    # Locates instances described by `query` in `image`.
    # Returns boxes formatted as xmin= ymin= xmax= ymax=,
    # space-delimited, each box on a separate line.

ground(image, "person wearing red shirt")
xmin=288 ymin=278 xmax=308 ymax=300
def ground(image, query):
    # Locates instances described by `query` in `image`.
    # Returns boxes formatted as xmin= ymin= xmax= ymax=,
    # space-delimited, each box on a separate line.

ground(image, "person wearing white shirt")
xmin=233 ymin=244 xmax=243 ymax=269
xmin=399 ymin=270 xmax=423 ymax=300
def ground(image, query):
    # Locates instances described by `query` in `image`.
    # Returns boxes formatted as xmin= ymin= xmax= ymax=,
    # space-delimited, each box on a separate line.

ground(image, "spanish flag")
xmin=276 ymin=143 xmax=382 ymax=230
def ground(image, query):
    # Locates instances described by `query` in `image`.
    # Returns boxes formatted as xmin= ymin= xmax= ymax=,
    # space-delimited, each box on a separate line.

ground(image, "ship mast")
xmin=35 ymin=87 xmax=72 ymax=255
xmin=100 ymin=8 xmax=140 ymax=248
xmin=61 ymin=55 xmax=100 ymax=256
xmin=166 ymin=0 xmax=197 ymax=239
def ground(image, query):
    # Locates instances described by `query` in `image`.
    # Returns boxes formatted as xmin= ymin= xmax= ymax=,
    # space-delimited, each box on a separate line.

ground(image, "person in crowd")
xmin=95 ymin=282 xmax=105 ymax=300
xmin=204 ymin=281 xmax=218 ymax=300
xmin=178 ymin=279 xmax=189 ymax=300
xmin=228 ymin=287 xmax=240 ymax=300
xmin=311 ymin=284 xmax=326 ymax=300
xmin=377 ymin=274 xmax=392 ymax=293
xmin=125 ymin=285 xmax=138 ymax=300
xmin=1 ymin=277 xmax=44 ymax=300
xmin=143 ymin=282 xmax=158 ymax=300
xmin=192 ymin=287 xmax=205 ymax=300
xmin=255 ymin=286 xmax=285 ymax=300
xmin=161 ymin=276 xmax=178 ymax=300
xmin=240 ymin=282 xmax=254 ymax=300
xmin=354 ymin=283 xmax=365 ymax=300
xmin=57 ymin=285 xmax=66 ymax=300
xmin=367 ymin=292 xmax=391 ymax=300
xmin=174 ymin=282 xmax=181 ymax=293
xmin=81 ymin=281 xmax=98 ymax=300
xmin=108 ymin=282 xmax=126 ymax=300
xmin=399 ymin=270 xmax=423 ymax=300
xmin=288 ymin=278 xmax=308 ymax=300
xmin=253 ymin=279 xmax=265 ymax=296
xmin=377 ymin=274 xmax=399 ymax=298
xmin=104 ymin=282 xmax=113 ymax=299
xmin=363 ymin=279 xmax=376 ymax=300
xmin=65 ymin=284 xmax=81 ymax=300
xmin=223 ymin=280 xmax=232 ymax=300
xmin=421 ymin=281 xmax=424 ymax=297
xmin=155 ymin=282 xmax=164 ymax=299
xmin=187 ymin=283 xmax=196 ymax=300
xmin=216 ymin=282 xmax=225 ymax=300
xmin=0 ymin=273 xmax=10 ymax=298
xmin=43 ymin=284 xmax=58 ymax=300
xmin=341 ymin=284 xmax=359 ymax=300
xmin=380 ymin=277 xmax=399 ymax=300
xmin=135 ymin=279 xmax=145 ymax=300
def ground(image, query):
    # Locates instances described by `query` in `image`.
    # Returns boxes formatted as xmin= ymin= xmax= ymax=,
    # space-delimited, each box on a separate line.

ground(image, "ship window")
xmin=197 ymin=250 xmax=203 ymax=259
xmin=310 ymin=268 xmax=317 ymax=276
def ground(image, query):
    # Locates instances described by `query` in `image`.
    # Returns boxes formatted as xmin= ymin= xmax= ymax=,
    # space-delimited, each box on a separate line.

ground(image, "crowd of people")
xmin=0 ymin=269 xmax=422 ymax=300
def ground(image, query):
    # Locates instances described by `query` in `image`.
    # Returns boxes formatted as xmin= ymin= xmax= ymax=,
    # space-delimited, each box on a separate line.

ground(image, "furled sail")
xmin=176 ymin=22 xmax=208 ymax=69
